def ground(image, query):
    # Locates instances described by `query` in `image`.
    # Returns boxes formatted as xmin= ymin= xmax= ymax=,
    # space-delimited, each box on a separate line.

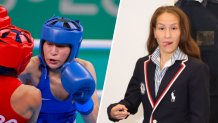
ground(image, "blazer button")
xmin=153 ymin=119 xmax=157 ymax=123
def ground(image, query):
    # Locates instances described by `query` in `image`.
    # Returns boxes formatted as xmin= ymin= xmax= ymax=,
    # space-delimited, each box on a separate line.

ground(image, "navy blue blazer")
xmin=108 ymin=55 xmax=210 ymax=123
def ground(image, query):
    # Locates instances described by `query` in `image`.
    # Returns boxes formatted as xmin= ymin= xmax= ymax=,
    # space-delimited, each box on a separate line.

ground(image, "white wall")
xmin=97 ymin=0 xmax=174 ymax=123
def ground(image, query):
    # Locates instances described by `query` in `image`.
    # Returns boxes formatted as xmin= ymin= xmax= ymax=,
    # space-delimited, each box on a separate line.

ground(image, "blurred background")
xmin=1 ymin=0 xmax=120 ymax=122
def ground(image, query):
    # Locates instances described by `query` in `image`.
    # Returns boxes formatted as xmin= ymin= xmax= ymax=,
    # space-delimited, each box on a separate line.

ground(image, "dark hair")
xmin=147 ymin=6 xmax=200 ymax=59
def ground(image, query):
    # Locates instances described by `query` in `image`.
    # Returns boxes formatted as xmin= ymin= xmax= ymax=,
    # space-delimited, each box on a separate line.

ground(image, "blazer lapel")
xmin=156 ymin=60 xmax=182 ymax=98
xmin=147 ymin=60 xmax=156 ymax=103
xmin=153 ymin=60 xmax=187 ymax=110
xmin=145 ymin=58 xmax=187 ymax=123
xmin=144 ymin=56 xmax=156 ymax=108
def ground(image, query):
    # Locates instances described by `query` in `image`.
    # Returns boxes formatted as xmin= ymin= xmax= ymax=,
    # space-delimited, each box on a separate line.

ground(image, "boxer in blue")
xmin=19 ymin=16 xmax=99 ymax=123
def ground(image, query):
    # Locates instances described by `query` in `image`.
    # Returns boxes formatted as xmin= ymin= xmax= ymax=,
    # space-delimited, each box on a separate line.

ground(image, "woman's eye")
xmin=172 ymin=27 xmax=177 ymax=30
xmin=158 ymin=27 xmax=165 ymax=30
xmin=171 ymin=26 xmax=180 ymax=30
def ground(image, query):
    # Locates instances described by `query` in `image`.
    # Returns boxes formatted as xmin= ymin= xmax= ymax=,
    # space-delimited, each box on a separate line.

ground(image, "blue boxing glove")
xmin=61 ymin=61 xmax=95 ymax=115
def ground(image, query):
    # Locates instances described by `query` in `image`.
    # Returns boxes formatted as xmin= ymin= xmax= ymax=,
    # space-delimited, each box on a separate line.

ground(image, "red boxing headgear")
xmin=0 ymin=6 xmax=11 ymax=28
xmin=0 ymin=25 xmax=34 ymax=74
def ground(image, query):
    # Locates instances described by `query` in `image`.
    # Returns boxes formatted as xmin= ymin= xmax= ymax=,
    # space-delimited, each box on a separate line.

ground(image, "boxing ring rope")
xmin=34 ymin=39 xmax=112 ymax=50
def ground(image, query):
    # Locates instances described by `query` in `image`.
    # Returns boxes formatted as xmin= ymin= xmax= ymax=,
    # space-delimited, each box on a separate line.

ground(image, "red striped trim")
xmin=144 ymin=56 xmax=155 ymax=108
xmin=154 ymin=62 xmax=186 ymax=107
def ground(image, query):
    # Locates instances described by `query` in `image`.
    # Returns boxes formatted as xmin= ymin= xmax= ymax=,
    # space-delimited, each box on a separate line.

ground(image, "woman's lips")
xmin=48 ymin=59 xmax=58 ymax=64
xmin=162 ymin=41 xmax=173 ymax=47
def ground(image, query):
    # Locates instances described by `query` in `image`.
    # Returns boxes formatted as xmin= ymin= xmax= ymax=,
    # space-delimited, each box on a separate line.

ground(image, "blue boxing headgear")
xmin=40 ymin=16 xmax=83 ymax=66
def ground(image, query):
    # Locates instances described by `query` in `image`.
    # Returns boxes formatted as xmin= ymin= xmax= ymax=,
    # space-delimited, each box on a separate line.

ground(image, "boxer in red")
xmin=0 ymin=20 xmax=42 ymax=123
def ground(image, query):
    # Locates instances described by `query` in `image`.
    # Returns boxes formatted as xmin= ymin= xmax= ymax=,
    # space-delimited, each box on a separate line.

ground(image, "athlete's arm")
xmin=27 ymin=86 xmax=42 ymax=123
xmin=75 ymin=58 xmax=99 ymax=123
xmin=81 ymin=90 xmax=99 ymax=123
xmin=19 ymin=56 xmax=38 ymax=85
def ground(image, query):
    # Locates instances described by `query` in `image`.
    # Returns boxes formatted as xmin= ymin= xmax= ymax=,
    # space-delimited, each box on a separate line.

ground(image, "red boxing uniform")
xmin=0 ymin=76 xmax=28 ymax=123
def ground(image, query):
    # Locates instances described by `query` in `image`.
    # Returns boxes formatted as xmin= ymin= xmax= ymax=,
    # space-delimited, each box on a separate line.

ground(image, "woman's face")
xmin=154 ymin=12 xmax=181 ymax=56
xmin=43 ymin=41 xmax=71 ymax=69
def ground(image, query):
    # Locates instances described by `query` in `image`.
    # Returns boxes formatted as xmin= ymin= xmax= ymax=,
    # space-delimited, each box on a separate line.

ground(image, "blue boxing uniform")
xmin=35 ymin=16 xmax=95 ymax=123
xmin=37 ymin=56 xmax=76 ymax=123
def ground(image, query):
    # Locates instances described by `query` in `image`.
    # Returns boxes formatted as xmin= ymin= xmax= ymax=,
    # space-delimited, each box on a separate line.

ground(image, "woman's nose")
xmin=164 ymin=28 xmax=171 ymax=38
xmin=50 ymin=45 xmax=58 ymax=55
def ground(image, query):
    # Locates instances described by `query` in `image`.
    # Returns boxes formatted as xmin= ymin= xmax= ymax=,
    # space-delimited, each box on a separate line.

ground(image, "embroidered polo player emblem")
xmin=140 ymin=82 xmax=145 ymax=95
xmin=171 ymin=90 xmax=176 ymax=103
